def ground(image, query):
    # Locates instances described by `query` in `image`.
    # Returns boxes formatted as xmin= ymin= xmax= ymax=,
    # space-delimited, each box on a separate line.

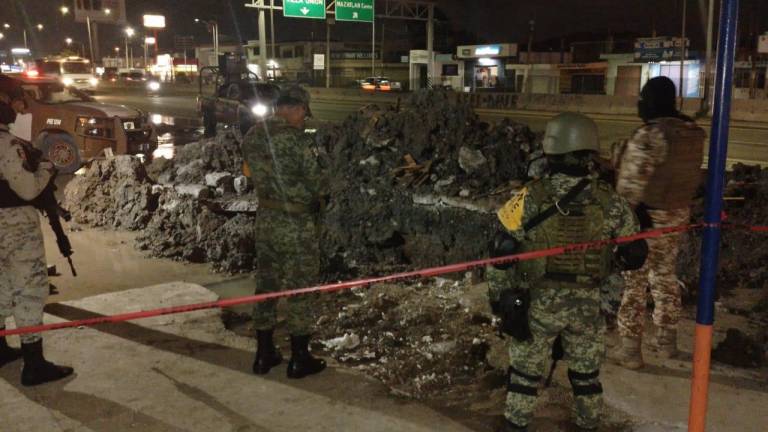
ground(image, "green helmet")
xmin=277 ymin=85 xmax=312 ymax=116
xmin=542 ymin=112 xmax=600 ymax=155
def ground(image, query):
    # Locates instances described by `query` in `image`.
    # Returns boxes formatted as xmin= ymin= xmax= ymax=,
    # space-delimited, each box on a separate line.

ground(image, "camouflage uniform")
xmin=616 ymin=120 xmax=703 ymax=339
xmin=242 ymin=118 xmax=328 ymax=336
xmin=0 ymin=125 xmax=53 ymax=344
xmin=492 ymin=173 xmax=638 ymax=429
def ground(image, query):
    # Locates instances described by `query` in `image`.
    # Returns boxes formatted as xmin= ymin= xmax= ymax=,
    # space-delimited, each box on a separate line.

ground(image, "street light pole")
xmin=679 ymin=0 xmax=688 ymax=103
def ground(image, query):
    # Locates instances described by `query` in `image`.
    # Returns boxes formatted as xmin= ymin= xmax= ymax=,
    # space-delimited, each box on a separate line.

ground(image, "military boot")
xmin=611 ymin=336 xmax=644 ymax=370
xmin=287 ymin=335 xmax=326 ymax=379
xmin=0 ymin=333 xmax=22 ymax=368
xmin=653 ymin=327 xmax=679 ymax=359
xmin=21 ymin=340 xmax=74 ymax=386
xmin=252 ymin=329 xmax=283 ymax=375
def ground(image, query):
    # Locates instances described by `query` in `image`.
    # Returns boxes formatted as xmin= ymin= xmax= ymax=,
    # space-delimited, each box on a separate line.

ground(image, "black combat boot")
xmin=0 ymin=332 xmax=22 ymax=368
xmin=286 ymin=334 xmax=326 ymax=379
xmin=252 ymin=329 xmax=283 ymax=375
xmin=21 ymin=340 xmax=74 ymax=386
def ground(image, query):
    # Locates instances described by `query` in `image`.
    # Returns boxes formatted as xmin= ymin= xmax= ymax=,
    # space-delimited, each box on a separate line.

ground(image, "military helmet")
xmin=277 ymin=85 xmax=312 ymax=117
xmin=542 ymin=112 xmax=600 ymax=155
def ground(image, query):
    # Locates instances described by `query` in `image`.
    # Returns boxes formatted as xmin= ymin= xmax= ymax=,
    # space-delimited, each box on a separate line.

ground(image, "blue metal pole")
xmin=689 ymin=0 xmax=739 ymax=430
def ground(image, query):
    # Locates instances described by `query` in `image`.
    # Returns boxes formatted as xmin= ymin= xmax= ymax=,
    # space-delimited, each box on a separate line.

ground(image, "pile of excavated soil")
xmin=64 ymin=90 xmax=541 ymax=277
xmin=315 ymin=89 xmax=541 ymax=277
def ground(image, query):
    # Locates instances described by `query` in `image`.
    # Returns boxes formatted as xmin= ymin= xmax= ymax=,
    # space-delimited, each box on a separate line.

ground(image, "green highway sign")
xmin=283 ymin=0 xmax=326 ymax=19
xmin=335 ymin=0 xmax=374 ymax=22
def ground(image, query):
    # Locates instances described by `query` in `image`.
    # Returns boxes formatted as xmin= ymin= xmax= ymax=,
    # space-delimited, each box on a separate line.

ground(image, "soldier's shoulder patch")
xmin=497 ymin=187 xmax=528 ymax=232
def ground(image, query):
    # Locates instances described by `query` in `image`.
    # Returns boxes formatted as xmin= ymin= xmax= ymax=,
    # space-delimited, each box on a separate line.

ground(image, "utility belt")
xmin=258 ymin=197 xmax=319 ymax=215
xmin=542 ymin=272 xmax=603 ymax=286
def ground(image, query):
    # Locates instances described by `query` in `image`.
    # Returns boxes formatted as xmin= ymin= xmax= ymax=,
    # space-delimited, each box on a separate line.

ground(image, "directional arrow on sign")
xmin=301 ymin=7 xmax=310 ymax=15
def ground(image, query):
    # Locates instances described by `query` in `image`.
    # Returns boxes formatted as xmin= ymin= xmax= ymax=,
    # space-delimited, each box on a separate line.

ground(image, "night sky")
xmin=1 ymin=0 xmax=766 ymax=58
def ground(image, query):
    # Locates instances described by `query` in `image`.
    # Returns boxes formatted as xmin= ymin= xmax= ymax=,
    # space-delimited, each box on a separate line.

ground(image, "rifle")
xmin=20 ymin=142 xmax=77 ymax=277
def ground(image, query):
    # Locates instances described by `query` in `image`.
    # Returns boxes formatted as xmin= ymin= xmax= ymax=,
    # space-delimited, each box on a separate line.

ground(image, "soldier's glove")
xmin=615 ymin=239 xmax=649 ymax=271
xmin=498 ymin=289 xmax=533 ymax=342
xmin=490 ymin=231 xmax=520 ymax=271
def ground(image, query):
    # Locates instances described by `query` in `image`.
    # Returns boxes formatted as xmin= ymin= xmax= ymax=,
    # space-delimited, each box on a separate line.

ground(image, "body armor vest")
xmin=639 ymin=118 xmax=705 ymax=210
xmin=518 ymin=178 xmax=614 ymax=284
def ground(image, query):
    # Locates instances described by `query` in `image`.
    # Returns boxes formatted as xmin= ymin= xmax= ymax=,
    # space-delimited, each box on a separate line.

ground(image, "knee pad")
xmin=507 ymin=366 xmax=542 ymax=396
xmin=567 ymin=369 xmax=603 ymax=396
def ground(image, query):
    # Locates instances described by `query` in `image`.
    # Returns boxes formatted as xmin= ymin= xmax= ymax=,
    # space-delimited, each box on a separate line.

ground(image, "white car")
xmin=34 ymin=57 xmax=99 ymax=92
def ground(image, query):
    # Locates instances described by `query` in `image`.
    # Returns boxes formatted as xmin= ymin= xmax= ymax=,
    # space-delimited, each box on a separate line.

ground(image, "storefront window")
xmin=649 ymin=63 xmax=702 ymax=97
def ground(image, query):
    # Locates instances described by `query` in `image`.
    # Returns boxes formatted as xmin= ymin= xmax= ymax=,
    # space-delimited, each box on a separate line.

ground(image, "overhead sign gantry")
xmin=245 ymin=0 xmax=435 ymax=86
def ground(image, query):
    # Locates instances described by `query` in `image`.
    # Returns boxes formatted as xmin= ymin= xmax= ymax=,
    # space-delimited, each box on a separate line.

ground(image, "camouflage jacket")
xmin=616 ymin=118 xmax=705 ymax=209
xmin=0 ymin=126 xmax=52 ymax=204
xmin=488 ymin=173 xmax=638 ymax=300
xmin=241 ymin=118 xmax=328 ymax=209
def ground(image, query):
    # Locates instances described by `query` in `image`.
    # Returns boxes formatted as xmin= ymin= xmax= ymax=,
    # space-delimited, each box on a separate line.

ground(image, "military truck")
xmin=4 ymin=73 xmax=156 ymax=173
xmin=196 ymin=53 xmax=280 ymax=141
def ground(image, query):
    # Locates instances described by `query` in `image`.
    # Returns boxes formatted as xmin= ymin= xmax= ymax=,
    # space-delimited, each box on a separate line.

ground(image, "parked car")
xmin=3 ymin=73 xmax=156 ymax=173
xmin=197 ymin=66 xmax=281 ymax=141
xmin=359 ymin=76 xmax=402 ymax=92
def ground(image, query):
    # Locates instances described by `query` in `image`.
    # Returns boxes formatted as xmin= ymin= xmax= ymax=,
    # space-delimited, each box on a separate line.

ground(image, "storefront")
xmin=456 ymin=43 xmax=518 ymax=92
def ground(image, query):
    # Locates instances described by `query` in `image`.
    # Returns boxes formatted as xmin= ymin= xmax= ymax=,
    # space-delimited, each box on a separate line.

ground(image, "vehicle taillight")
xmin=25 ymin=69 xmax=40 ymax=78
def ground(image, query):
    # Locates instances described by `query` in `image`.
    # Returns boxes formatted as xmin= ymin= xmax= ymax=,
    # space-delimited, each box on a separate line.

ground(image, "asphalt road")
xmin=95 ymin=88 xmax=768 ymax=166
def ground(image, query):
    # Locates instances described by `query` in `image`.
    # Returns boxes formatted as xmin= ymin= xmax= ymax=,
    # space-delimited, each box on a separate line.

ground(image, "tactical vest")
xmin=518 ymin=178 xmax=614 ymax=284
xmin=0 ymin=131 xmax=31 ymax=208
xmin=639 ymin=118 xmax=705 ymax=210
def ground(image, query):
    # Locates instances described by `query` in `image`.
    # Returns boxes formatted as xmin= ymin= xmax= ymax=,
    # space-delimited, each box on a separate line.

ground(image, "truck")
xmin=5 ymin=73 xmax=156 ymax=173
xmin=33 ymin=56 xmax=99 ymax=92
xmin=196 ymin=54 xmax=281 ymax=141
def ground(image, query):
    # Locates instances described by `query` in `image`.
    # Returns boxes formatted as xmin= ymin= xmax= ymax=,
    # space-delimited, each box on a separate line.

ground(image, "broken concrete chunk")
xmin=223 ymin=199 xmax=260 ymax=213
xmin=205 ymin=172 xmax=234 ymax=188
xmin=234 ymin=175 xmax=252 ymax=195
xmin=174 ymin=184 xmax=213 ymax=200
xmin=458 ymin=146 xmax=488 ymax=174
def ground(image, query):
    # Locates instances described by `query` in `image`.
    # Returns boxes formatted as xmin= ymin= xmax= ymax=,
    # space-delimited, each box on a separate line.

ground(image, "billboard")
xmin=74 ymin=0 xmax=127 ymax=24
xmin=634 ymin=37 xmax=690 ymax=62
xmin=759 ymin=34 xmax=768 ymax=54
xmin=143 ymin=15 xmax=167 ymax=29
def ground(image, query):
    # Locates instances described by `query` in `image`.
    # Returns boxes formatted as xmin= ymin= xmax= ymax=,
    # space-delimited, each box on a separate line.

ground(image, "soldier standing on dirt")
xmin=242 ymin=85 xmax=328 ymax=379
xmin=613 ymin=76 xmax=706 ymax=369
xmin=488 ymin=113 xmax=645 ymax=431
xmin=0 ymin=78 xmax=74 ymax=386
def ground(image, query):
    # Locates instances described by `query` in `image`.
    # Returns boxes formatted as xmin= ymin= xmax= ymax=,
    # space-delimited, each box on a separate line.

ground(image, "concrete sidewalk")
xmin=0 ymin=283 xmax=473 ymax=432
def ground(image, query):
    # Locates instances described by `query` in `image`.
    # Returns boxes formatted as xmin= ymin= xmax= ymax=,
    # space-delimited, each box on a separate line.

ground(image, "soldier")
xmin=242 ymin=85 xmax=327 ymax=379
xmin=0 ymin=77 xmax=74 ymax=386
xmin=488 ymin=113 xmax=645 ymax=431
xmin=613 ymin=77 xmax=706 ymax=369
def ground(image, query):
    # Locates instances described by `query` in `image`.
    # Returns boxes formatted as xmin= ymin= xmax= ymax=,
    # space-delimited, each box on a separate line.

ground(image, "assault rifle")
xmin=19 ymin=142 xmax=77 ymax=277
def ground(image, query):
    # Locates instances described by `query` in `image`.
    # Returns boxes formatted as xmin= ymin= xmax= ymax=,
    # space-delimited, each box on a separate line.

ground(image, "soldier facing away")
xmin=613 ymin=76 xmax=706 ymax=369
xmin=241 ymin=85 xmax=328 ymax=379
xmin=0 ymin=77 xmax=74 ymax=386
xmin=488 ymin=113 xmax=646 ymax=431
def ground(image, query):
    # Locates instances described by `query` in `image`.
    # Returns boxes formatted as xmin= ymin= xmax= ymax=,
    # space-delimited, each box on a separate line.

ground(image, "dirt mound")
xmin=64 ymin=156 xmax=156 ymax=230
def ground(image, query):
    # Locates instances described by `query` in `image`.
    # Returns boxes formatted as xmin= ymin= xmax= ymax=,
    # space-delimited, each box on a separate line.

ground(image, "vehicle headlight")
xmin=147 ymin=81 xmax=161 ymax=91
xmin=89 ymin=77 xmax=99 ymax=86
xmin=62 ymin=77 xmax=74 ymax=86
xmin=251 ymin=103 xmax=269 ymax=117
xmin=76 ymin=116 xmax=112 ymax=138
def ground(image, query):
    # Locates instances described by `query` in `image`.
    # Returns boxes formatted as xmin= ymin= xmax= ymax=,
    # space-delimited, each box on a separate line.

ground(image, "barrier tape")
xmin=0 ymin=222 xmax=764 ymax=338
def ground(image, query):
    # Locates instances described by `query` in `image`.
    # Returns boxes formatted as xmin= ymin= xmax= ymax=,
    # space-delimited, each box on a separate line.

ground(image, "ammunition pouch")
xmin=490 ymin=230 xmax=520 ymax=270
xmin=498 ymin=289 xmax=532 ymax=342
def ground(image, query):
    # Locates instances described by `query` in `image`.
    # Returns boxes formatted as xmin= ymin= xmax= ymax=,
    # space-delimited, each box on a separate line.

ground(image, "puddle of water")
xmin=204 ymin=276 xmax=255 ymax=314
xmin=149 ymin=112 xmax=205 ymax=160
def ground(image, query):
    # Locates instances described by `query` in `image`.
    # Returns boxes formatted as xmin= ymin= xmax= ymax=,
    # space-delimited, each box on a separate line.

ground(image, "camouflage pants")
xmin=506 ymin=283 xmax=605 ymax=429
xmin=618 ymin=208 xmax=690 ymax=339
xmin=252 ymin=211 xmax=320 ymax=335
xmin=0 ymin=207 xmax=48 ymax=344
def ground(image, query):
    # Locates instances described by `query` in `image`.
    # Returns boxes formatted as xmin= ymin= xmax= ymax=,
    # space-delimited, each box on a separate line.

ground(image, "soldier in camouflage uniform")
xmin=613 ymin=77 xmax=706 ymax=369
xmin=0 ymin=77 xmax=74 ymax=386
xmin=242 ymin=85 xmax=328 ymax=379
xmin=488 ymin=113 xmax=643 ymax=431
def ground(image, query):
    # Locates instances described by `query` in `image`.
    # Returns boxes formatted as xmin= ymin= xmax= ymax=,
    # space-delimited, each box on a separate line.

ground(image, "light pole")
xmin=125 ymin=27 xmax=135 ymax=68
xmin=195 ymin=18 xmax=219 ymax=67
